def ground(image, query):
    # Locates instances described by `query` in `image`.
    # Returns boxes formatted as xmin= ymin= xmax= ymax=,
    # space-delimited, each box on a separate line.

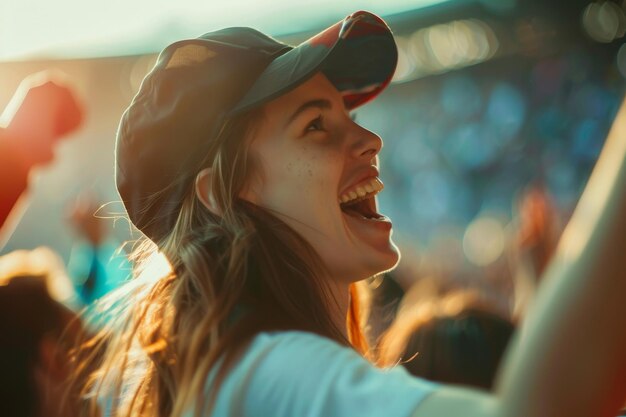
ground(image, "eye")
xmin=305 ymin=115 xmax=325 ymax=133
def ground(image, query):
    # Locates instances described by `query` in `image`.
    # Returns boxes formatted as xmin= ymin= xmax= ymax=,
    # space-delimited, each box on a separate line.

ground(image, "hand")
xmin=1 ymin=71 xmax=84 ymax=167
xmin=514 ymin=184 xmax=560 ymax=279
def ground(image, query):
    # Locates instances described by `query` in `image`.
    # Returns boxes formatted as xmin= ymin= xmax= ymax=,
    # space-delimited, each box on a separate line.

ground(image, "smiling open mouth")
xmin=339 ymin=177 xmax=385 ymax=220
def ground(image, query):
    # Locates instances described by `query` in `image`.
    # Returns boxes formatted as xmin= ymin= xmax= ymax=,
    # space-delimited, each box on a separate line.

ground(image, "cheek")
xmin=281 ymin=147 xmax=341 ymax=194
xmin=247 ymin=139 xmax=344 ymax=219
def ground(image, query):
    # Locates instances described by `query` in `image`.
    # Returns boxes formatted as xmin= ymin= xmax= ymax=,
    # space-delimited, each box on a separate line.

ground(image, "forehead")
xmin=263 ymin=72 xmax=345 ymax=115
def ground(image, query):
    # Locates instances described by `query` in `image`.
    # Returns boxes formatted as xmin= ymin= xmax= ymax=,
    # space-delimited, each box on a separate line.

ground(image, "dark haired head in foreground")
xmin=0 ymin=248 xmax=81 ymax=417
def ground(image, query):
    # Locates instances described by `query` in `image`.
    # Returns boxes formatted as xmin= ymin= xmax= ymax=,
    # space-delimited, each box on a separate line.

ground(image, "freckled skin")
xmin=241 ymin=73 xmax=400 ymax=284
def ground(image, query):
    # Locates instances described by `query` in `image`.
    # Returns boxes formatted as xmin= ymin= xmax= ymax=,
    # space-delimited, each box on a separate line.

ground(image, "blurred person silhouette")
xmin=509 ymin=183 xmax=562 ymax=320
xmin=66 ymin=194 xmax=129 ymax=305
xmin=378 ymin=285 xmax=514 ymax=390
xmin=0 ymin=71 xmax=84 ymax=247
xmin=0 ymin=247 xmax=83 ymax=417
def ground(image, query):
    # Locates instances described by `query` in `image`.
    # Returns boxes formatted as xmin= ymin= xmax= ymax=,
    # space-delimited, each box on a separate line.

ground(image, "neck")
xmin=326 ymin=280 xmax=351 ymax=341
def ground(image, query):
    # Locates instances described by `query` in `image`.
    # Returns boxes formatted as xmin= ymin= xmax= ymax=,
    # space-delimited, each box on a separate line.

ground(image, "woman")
xmin=74 ymin=10 xmax=626 ymax=417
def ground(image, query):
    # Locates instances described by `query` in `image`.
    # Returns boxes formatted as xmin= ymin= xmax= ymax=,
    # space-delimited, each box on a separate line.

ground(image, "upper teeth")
xmin=339 ymin=177 xmax=384 ymax=204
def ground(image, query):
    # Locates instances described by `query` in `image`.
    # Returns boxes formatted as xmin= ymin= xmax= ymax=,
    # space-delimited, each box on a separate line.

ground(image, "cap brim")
xmin=228 ymin=10 xmax=398 ymax=115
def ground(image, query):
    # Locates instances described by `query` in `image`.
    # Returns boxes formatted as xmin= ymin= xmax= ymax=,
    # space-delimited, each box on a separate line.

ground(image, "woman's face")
xmin=241 ymin=73 xmax=399 ymax=282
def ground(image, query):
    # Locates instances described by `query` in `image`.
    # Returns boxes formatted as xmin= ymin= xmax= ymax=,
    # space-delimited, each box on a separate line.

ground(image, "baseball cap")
xmin=116 ymin=10 xmax=398 ymax=242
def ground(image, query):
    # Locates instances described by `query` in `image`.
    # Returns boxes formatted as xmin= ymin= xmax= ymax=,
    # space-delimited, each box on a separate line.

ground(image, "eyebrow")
xmin=285 ymin=99 xmax=332 ymax=128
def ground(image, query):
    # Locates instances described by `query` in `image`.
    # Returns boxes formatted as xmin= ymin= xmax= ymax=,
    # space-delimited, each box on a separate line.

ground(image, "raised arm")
xmin=413 ymin=97 xmax=626 ymax=417
xmin=0 ymin=73 xmax=83 ymax=244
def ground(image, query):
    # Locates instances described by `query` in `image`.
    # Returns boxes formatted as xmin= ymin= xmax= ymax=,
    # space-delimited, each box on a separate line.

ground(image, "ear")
xmin=195 ymin=168 xmax=222 ymax=216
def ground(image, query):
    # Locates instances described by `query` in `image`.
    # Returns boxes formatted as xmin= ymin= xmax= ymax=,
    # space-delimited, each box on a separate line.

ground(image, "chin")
xmin=369 ymin=243 xmax=401 ymax=277
xmin=349 ymin=242 xmax=401 ymax=282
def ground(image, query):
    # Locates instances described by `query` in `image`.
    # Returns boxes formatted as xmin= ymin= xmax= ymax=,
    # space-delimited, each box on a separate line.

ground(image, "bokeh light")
xmin=463 ymin=215 xmax=506 ymax=266
xmin=392 ymin=36 xmax=418 ymax=83
xmin=393 ymin=18 xmax=498 ymax=82
xmin=485 ymin=82 xmax=526 ymax=141
xmin=392 ymin=132 xmax=438 ymax=173
xmin=444 ymin=122 xmax=500 ymax=170
xmin=618 ymin=42 xmax=626 ymax=78
xmin=441 ymin=75 xmax=483 ymax=120
xmin=409 ymin=168 xmax=454 ymax=223
xmin=581 ymin=1 xmax=626 ymax=43
xmin=571 ymin=118 xmax=605 ymax=162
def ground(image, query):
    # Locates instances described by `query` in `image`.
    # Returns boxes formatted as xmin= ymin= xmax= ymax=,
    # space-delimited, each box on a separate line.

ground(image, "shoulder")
xmin=214 ymin=331 xmax=438 ymax=417
xmin=246 ymin=330 xmax=359 ymax=365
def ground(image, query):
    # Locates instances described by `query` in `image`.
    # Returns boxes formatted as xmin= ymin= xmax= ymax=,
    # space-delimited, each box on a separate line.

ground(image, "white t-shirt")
xmin=192 ymin=330 xmax=438 ymax=417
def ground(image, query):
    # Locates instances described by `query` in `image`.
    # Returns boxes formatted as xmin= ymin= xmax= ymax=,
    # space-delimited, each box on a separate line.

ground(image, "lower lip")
xmin=342 ymin=211 xmax=393 ymax=231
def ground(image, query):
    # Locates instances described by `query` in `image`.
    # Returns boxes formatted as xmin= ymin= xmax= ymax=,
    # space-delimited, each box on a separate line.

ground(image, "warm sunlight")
xmin=0 ymin=0 xmax=452 ymax=60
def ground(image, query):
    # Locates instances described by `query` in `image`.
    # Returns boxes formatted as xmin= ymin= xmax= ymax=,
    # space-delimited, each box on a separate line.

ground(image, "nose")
xmin=349 ymin=123 xmax=382 ymax=161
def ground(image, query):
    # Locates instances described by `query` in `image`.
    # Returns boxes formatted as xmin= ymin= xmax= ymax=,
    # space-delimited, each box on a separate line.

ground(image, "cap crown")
xmin=116 ymin=28 xmax=290 ymax=240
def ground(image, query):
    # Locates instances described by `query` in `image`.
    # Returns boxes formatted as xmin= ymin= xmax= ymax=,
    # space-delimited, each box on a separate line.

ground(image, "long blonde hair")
xmin=69 ymin=109 xmax=371 ymax=417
